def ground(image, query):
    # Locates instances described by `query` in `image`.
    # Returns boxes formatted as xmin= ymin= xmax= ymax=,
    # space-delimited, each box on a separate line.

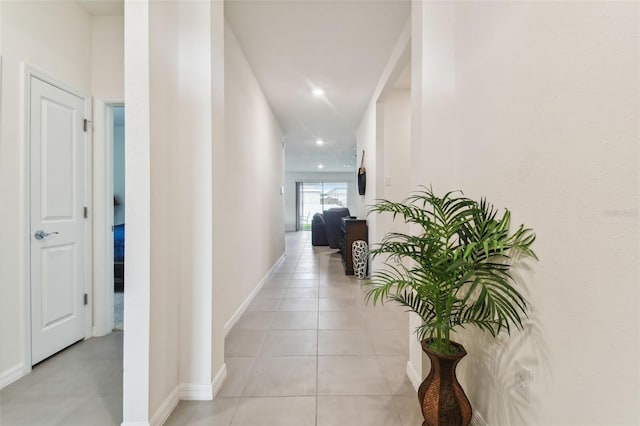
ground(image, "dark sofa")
xmin=311 ymin=213 xmax=329 ymax=246
xmin=321 ymin=208 xmax=351 ymax=249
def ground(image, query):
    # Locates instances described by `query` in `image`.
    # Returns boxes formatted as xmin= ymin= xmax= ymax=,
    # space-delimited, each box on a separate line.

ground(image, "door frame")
xmin=24 ymin=66 xmax=93 ymax=369
xmin=92 ymin=98 xmax=124 ymax=336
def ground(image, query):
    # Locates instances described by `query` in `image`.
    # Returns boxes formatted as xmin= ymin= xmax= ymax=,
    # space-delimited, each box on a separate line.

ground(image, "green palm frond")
xmin=362 ymin=187 xmax=537 ymax=355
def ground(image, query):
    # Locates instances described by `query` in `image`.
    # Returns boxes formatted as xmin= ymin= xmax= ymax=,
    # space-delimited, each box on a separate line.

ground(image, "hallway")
xmin=0 ymin=232 xmax=420 ymax=426
xmin=166 ymin=231 xmax=422 ymax=425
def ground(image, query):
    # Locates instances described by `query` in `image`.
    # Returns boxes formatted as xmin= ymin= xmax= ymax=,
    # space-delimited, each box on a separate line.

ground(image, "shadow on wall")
xmin=455 ymin=261 xmax=553 ymax=425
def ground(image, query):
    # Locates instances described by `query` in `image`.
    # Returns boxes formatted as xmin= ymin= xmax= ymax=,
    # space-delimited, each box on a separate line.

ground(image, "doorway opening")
xmin=295 ymin=182 xmax=348 ymax=231
xmin=112 ymin=106 xmax=125 ymax=330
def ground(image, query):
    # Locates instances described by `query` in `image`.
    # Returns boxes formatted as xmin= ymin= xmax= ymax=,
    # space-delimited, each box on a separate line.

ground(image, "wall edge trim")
xmin=211 ymin=362 xmax=227 ymax=397
xmin=405 ymin=359 xmax=421 ymax=392
xmin=0 ymin=363 xmax=26 ymax=389
xmin=149 ymin=385 xmax=180 ymax=426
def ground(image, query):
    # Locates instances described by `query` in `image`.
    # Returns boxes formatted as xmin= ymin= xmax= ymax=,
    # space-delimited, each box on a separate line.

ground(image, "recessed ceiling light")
xmin=312 ymin=88 xmax=324 ymax=96
xmin=316 ymin=139 xmax=324 ymax=145
xmin=318 ymin=164 xmax=324 ymax=169
xmin=343 ymin=164 xmax=351 ymax=167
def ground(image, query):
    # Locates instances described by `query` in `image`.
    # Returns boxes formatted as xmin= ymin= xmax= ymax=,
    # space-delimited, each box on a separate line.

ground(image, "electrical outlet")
xmin=515 ymin=362 xmax=531 ymax=401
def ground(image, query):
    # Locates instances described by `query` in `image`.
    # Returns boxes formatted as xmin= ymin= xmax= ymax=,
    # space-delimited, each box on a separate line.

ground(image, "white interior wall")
xmin=218 ymin=21 xmax=285 ymax=332
xmin=123 ymin=0 xmax=152 ymax=421
xmin=90 ymin=14 xmax=124 ymax=339
xmin=355 ymin=102 xmax=381 ymax=245
xmin=284 ymin=171 xmax=357 ymax=231
xmin=177 ymin=0 xmax=214 ymax=397
xmin=406 ymin=2 xmax=459 ymax=388
xmin=381 ymin=89 xmax=411 ymax=234
xmin=355 ymin=20 xmax=410 ymax=265
xmin=210 ymin=0 xmax=226 ymax=382
xmin=91 ymin=15 xmax=124 ymax=99
xmin=0 ymin=0 xmax=92 ymax=388
xmin=409 ymin=2 xmax=639 ymax=425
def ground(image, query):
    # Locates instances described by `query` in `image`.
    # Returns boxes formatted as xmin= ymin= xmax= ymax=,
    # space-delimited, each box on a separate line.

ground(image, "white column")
xmin=407 ymin=0 xmax=458 ymax=387
xmin=177 ymin=0 xmax=214 ymax=398
xmin=210 ymin=0 xmax=227 ymax=389
xmin=122 ymin=0 xmax=151 ymax=423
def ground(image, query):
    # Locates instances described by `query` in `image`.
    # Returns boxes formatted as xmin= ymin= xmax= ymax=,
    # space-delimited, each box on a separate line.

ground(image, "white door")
xmin=30 ymin=76 xmax=87 ymax=365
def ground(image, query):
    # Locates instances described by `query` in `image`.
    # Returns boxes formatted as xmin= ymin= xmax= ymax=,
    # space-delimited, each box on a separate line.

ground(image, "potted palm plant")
xmin=363 ymin=188 xmax=537 ymax=426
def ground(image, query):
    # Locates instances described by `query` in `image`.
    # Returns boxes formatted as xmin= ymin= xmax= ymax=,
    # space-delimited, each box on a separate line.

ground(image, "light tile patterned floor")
xmin=166 ymin=232 xmax=422 ymax=426
xmin=114 ymin=291 xmax=124 ymax=331
xmin=0 ymin=332 xmax=123 ymax=426
xmin=0 ymin=232 xmax=422 ymax=426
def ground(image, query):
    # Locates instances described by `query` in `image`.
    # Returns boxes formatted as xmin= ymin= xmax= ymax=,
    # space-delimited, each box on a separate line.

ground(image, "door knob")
xmin=34 ymin=230 xmax=59 ymax=240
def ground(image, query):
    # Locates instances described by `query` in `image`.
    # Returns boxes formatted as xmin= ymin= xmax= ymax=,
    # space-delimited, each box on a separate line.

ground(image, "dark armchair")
xmin=323 ymin=208 xmax=351 ymax=249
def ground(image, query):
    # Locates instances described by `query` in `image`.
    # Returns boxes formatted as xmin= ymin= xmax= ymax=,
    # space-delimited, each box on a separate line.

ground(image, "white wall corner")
xmin=211 ymin=362 xmax=227 ymax=397
xmin=405 ymin=360 xmax=421 ymax=392
xmin=471 ymin=410 xmax=488 ymax=426
xmin=223 ymin=253 xmax=286 ymax=335
xmin=148 ymin=385 xmax=180 ymax=426
xmin=179 ymin=383 xmax=213 ymax=401
xmin=0 ymin=363 xmax=25 ymax=390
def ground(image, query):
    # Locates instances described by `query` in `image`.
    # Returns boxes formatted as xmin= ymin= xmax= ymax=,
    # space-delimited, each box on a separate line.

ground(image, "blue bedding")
xmin=114 ymin=224 xmax=125 ymax=261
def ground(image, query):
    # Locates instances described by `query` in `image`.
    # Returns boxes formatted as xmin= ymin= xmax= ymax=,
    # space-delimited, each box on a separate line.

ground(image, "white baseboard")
xmin=211 ymin=363 xmax=227 ymax=397
xmin=405 ymin=360 xmax=421 ymax=392
xmin=471 ymin=410 xmax=488 ymax=426
xmin=0 ymin=363 xmax=26 ymax=390
xmin=223 ymin=253 xmax=286 ymax=335
xmin=124 ymin=365 xmax=229 ymax=425
xmin=149 ymin=385 xmax=180 ymax=426
xmin=179 ymin=383 xmax=213 ymax=401
xmin=178 ymin=362 xmax=227 ymax=401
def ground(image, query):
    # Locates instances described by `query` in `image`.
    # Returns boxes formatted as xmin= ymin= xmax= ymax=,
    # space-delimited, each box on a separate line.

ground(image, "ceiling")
xmin=77 ymin=0 xmax=410 ymax=173
xmin=225 ymin=0 xmax=410 ymax=172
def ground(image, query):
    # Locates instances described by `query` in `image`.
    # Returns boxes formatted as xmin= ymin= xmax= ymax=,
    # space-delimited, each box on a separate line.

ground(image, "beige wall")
xmin=410 ymin=2 xmax=639 ymax=424
xmin=382 ymin=89 xmax=411 ymax=234
xmin=0 ymin=0 xmax=92 ymax=387
xmin=217 ymin=21 xmax=285 ymax=335
xmin=92 ymin=15 xmax=124 ymax=99
xmin=147 ymin=0 xmax=181 ymax=416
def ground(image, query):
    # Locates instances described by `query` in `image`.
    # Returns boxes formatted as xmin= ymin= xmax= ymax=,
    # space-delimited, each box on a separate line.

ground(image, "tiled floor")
xmin=114 ymin=291 xmax=124 ymax=331
xmin=165 ymin=232 xmax=422 ymax=426
xmin=0 ymin=232 xmax=422 ymax=426
xmin=0 ymin=332 xmax=123 ymax=426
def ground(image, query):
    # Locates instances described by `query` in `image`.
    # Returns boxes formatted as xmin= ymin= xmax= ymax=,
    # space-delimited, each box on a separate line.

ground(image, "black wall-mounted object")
xmin=358 ymin=150 xmax=366 ymax=195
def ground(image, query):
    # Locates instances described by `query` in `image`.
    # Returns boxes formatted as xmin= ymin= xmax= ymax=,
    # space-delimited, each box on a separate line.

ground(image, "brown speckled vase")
xmin=418 ymin=339 xmax=472 ymax=426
